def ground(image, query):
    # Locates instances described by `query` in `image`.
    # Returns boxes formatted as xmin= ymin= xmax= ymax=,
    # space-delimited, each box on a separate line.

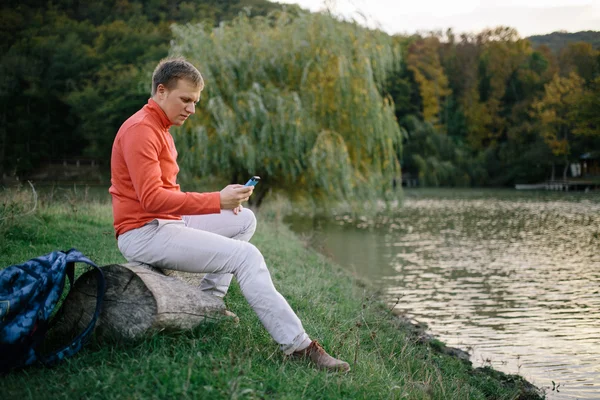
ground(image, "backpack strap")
xmin=38 ymin=249 xmax=106 ymax=366
xmin=44 ymin=262 xmax=76 ymax=333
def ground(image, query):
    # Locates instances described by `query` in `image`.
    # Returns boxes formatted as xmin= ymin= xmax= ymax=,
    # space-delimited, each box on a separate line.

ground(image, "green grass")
xmin=0 ymin=187 xmax=543 ymax=399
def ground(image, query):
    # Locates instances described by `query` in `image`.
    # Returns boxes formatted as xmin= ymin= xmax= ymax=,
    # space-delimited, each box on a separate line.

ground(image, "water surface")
xmin=287 ymin=189 xmax=600 ymax=399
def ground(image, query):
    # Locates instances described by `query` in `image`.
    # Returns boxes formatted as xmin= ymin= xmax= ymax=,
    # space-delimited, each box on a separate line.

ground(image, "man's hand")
xmin=220 ymin=184 xmax=253 ymax=210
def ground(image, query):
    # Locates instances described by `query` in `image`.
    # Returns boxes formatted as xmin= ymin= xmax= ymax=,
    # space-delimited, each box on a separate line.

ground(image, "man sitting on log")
xmin=108 ymin=57 xmax=350 ymax=372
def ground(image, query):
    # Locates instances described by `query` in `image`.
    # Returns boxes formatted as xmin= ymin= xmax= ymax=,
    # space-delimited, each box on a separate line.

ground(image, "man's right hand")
xmin=219 ymin=184 xmax=254 ymax=210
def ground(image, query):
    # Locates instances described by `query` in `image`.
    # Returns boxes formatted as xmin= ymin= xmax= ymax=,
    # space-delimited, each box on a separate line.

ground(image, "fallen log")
xmin=56 ymin=262 xmax=227 ymax=341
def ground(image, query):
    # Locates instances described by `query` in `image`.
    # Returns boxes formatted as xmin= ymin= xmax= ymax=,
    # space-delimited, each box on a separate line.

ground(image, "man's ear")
xmin=156 ymin=83 xmax=167 ymax=98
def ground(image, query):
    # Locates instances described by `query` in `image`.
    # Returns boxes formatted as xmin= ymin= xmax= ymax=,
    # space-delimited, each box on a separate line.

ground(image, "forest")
xmin=392 ymin=28 xmax=600 ymax=186
xmin=1 ymin=0 xmax=599 ymax=199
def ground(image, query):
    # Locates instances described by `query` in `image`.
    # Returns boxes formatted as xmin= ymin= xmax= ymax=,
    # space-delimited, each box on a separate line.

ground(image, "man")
xmin=109 ymin=57 xmax=349 ymax=372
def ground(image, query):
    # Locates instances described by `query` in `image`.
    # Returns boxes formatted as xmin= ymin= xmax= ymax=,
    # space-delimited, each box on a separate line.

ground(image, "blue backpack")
xmin=0 ymin=249 xmax=105 ymax=372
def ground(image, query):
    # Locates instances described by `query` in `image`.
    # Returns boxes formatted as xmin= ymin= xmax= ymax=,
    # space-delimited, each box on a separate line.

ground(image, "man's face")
xmin=154 ymin=79 xmax=202 ymax=126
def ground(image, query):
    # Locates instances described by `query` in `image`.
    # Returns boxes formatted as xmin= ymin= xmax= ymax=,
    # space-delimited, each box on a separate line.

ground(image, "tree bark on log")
xmin=56 ymin=263 xmax=226 ymax=341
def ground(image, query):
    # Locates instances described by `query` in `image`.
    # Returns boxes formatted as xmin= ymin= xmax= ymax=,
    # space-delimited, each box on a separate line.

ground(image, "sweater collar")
xmin=147 ymin=98 xmax=172 ymax=129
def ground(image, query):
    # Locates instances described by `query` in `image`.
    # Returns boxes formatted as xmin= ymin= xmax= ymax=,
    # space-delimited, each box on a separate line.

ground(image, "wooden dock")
xmin=516 ymin=180 xmax=600 ymax=192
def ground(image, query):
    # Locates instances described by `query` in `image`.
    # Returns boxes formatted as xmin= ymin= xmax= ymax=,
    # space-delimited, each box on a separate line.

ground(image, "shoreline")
xmin=245 ymin=216 xmax=544 ymax=399
xmin=320 ymin=251 xmax=543 ymax=400
xmin=0 ymin=199 xmax=544 ymax=399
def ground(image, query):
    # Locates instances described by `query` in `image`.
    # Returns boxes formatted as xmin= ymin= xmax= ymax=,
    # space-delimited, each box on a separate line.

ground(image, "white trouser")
xmin=183 ymin=210 xmax=258 ymax=298
xmin=116 ymin=208 xmax=310 ymax=354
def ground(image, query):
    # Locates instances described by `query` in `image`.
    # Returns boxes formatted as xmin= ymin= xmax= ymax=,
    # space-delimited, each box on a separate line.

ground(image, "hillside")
xmin=527 ymin=30 xmax=600 ymax=52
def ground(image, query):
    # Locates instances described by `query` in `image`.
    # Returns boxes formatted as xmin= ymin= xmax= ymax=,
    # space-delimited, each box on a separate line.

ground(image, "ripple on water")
xmin=384 ymin=198 xmax=600 ymax=399
xmin=289 ymin=194 xmax=600 ymax=400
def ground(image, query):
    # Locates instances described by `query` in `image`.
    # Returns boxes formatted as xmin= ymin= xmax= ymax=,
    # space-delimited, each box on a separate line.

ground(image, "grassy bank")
xmin=0 ymin=188 xmax=543 ymax=399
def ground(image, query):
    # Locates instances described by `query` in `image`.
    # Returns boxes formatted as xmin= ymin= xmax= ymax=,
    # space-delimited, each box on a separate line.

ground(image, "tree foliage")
xmin=0 ymin=0 xmax=286 ymax=178
xmin=2 ymin=1 xmax=599 ymax=192
xmin=401 ymin=116 xmax=485 ymax=187
xmin=171 ymin=11 xmax=403 ymax=204
xmin=532 ymin=72 xmax=600 ymax=179
xmin=405 ymin=37 xmax=451 ymax=130
xmin=533 ymin=72 xmax=585 ymax=158
xmin=389 ymin=28 xmax=600 ymax=186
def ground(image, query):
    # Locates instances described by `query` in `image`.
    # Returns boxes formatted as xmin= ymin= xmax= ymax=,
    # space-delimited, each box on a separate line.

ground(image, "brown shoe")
xmin=292 ymin=340 xmax=350 ymax=372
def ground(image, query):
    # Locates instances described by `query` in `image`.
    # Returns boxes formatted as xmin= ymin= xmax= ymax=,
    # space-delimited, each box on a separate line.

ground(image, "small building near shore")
xmin=580 ymin=152 xmax=600 ymax=177
xmin=517 ymin=152 xmax=600 ymax=191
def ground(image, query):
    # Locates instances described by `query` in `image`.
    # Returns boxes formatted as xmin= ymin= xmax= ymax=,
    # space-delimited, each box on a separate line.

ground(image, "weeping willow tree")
xmin=170 ymin=10 xmax=402 ymax=206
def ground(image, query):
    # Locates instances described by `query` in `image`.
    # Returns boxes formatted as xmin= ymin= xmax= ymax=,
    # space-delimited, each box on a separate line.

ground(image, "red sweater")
xmin=109 ymin=99 xmax=220 ymax=237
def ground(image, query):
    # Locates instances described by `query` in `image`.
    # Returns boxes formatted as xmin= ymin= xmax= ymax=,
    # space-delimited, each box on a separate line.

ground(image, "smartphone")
xmin=244 ymin=176 xmax=261 ymax=187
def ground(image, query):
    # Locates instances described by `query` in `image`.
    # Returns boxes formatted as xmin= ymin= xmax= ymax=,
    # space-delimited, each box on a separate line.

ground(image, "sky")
xmin=274 ymin=0 xmax=600 ymax=37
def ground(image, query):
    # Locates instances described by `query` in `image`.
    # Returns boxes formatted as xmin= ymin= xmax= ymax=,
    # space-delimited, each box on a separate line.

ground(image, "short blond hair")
xmin=151 ymin=57 xmax=204 ymax=96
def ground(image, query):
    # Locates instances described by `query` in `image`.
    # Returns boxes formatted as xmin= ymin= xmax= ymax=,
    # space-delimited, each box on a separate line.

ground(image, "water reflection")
xmin=286 ymin=191 xmax=600 ymax=399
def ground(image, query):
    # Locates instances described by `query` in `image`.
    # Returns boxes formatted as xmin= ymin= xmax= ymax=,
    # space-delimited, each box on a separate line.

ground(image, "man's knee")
xmin=232 ymin=241 xmax=266 ymax=281
xmin=241 ymin=241 xmax=262 ymax=265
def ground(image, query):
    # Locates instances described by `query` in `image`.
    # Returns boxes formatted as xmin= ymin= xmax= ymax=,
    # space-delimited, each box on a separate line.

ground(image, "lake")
xmin=286 ymin=189 xmax=600 ymax=400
